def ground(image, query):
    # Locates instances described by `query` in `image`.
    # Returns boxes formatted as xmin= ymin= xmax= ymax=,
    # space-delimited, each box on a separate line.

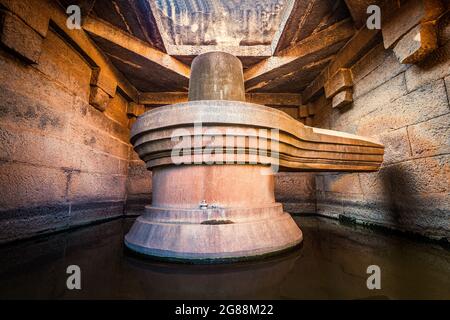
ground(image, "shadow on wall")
xmin=380 ymin=164 xmax=448 ymax=241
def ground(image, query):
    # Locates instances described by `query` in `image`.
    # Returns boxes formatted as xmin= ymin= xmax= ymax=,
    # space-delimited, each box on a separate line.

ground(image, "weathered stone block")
xmin=307 ymin=102 xmax=316 ymax=116
xmin=358 ymin=169 xmax=392 ymax=200
xmin=322 ymin=173 xmax=363 ymax=195
xmin=90 ymin=68 xmax=117 ymax=97
xmin=382 ymin=0 xmax=445 ymax=49
xmin=89 ymin=86 xmax=111 ymax=112
xmin=79 ymin=149 xmax=121 ymax=175
xmin=316 ymin=191 xmax=343 ymax=218
xmin=0 ymin=162 xmax=68 ymax=210
xmin=0 ymin=0 xmax=50 ymax=37
xmin=351 ymin=44 xmax=388 ymax=84
xmin=275 ymin=172 xmax=315 ymax=201
xmin=72 ymin=96 xmax=130 ymax=143
xmin=0 ymin=11 xmax=43 ymax=64
xmin=408 ymin=113 xmax=450 ymax=157
xmin=393 ymin=22 xmax=438 ymax=64
xmin=299 ymin=105 xmax=309 ymax=118
xmin=68 ymin=121 xmax=129 ymax=160
xmin=324 ymin=68 xmax=353 ymax=98
xmin=357 ymin=79 xmax=448 ymax=135
xmin=405 ymin=40 xmax=450 ymax=91
xmin=126 ymin=175 xmax=152 ymax=195
xmin=388 ymin=155 xmax=450 ymax=194
xmin=332 ymin=89 xmax=353 ymax=109
xmin=305 ymin=116 xmax=314 ymax=126
xmin=104 ymin=92 xmax=129 ymax=126
xmin=68 ymin=172 xmax=126 ymax=202
xmin=0 ymin=126 xmax=81 ymax=170
xmin=352 ymin=50 xmax=409 ymax=99
xmin=278 ymin=106 xmax=299 ymax=119
xmin=127 ymin=102 xmax=145 ymax=118
xmin=37 ymin=31 xmax=92 ymax=100
xmin=375 ymin=127 xmax=412 ymax=165
xmin=333 ymin=73 xmax=407 ymax=132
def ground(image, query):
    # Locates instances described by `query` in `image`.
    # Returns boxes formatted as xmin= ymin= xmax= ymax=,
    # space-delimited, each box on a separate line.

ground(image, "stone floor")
xmin=0 ymin=216 xmax=449 ymax=299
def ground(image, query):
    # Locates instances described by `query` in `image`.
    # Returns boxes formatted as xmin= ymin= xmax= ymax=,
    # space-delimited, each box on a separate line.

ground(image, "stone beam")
xmin=324 ymin=68 xmax=353 ymax=98
xmin=271 ymin=0 xmax=344 ymax=54
xmin=45 ymin=0 xmax=139 ymax=102
xmin=382 ymin=0 xmax=445 ymax=49
xmin=302 ymin=25 xmax=380 ymax=102
xmin=166 ymin=44 xmax=272 ymax=59
xmin=393 ymin=21 xmax=439 ymax=64
xmin=244 ymin=19 xmax=355 ymax=92
xmin=83 ymin=17 xmax=190 ymax=81
xmin=0 ymin=9 xmax=44 ymax=64
xmin=332 ymin=88 xmax=353 ymax=108
xmin=139 ymin=92 xmax=303 ymax=107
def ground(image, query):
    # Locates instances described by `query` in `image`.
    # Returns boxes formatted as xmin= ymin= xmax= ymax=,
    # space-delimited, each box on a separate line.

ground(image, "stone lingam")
xmin=125 ymin=52 xmax=384 ymax=262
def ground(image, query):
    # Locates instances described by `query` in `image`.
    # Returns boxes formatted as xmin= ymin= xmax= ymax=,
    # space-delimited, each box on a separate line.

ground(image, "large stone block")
xmin=332 ymin=73 xmax=407 ymax=133
xmin=387 ymin=155 xmax=449 ymax=194
xmin=408 ymin=113 xmax=450 ymax=157
xmin=393 ymin=22 xmax=438 ymax=64
xmin=68 ymin=121 xmax=129 ymax=160
xmin=71 ymin=96 xmax=130 ymax=143
xmin=322 ymin=173 xmax=363 ymax=195
xmin=0 ymin=162 xmax=68 ymax=210
xmin=352 ymin=50 xmax=409 ymax=100
xmin=0 ymin=86 xmax=69 ymax=137
xmin=316 ymin=191 xmax=343 ymax=219
xmin=0 ymin=0 xmax=50 ymax=37
xmin=0 ymin=11 xmax=43 ymax=64
xmin=275 ymin=172 xmax=316 ymax=201
xmin=90 ymin=68 xmax=117 ymax=97
xmin=104 ymin=93 xmax=129 ymax=127
xmin=375 ymin=127 xmax=412 ymax=165
xmin=351 ymin=44 xmax=389 ymax=84
xmin=357 ymin=79 xmax=449 ymax=135
xmin=37 ymin=31 xmax=92 ymax=100
xmin=79 ymin=148 xmax=122 ymax=175
xmin=126 ymin=175 xmax=152 ymax=195
xmin=67 ymin=172 xmax=126 ymax=202
xmin=405 ymin=40 xmax=450 ymax=91
xmin=382 ymin=0 xmax=445 ymax=49
xmin=358 ymin=169 xmax=393 ymax=200
xmin=89 ymin=86 xmax=111 ymax=112
xmin=0 ymin=126 xmax=81 ymax=170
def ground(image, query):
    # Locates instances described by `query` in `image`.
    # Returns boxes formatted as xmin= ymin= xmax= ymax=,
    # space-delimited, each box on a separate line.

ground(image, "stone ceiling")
xmin=66 ymin=0 xmax=364 ymax=94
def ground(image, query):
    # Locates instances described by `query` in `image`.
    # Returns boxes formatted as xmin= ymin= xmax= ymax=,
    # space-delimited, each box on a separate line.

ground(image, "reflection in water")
xmin=0 ymin=217 xmax=449 ymax=299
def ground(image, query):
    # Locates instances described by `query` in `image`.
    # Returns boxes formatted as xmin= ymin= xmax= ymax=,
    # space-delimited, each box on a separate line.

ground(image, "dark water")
xmin=0 ymin=216 xmax=449 ymax=299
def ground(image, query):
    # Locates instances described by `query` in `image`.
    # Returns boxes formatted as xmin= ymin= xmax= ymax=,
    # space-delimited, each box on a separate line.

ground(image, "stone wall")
xmin=0 ymin=27 xmax=132 ymax=243
xmin=312 ymin=20 xmax=450 ymax=241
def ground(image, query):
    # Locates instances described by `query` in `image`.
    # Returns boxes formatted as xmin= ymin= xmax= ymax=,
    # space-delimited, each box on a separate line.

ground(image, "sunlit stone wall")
xmin=0 ymin=28 xmax=132 ymax=243
xmin=312 ymin=18 xmax=450 ymax=241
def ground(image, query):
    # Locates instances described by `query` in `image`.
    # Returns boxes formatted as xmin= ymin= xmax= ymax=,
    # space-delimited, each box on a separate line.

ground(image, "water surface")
xmin=0 ymin=216 xmax=449 ymax=299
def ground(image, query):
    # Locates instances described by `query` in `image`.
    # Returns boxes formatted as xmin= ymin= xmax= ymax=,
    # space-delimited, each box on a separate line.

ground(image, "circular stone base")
xmin=124 ymin=206 xmax=302 ymax=262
